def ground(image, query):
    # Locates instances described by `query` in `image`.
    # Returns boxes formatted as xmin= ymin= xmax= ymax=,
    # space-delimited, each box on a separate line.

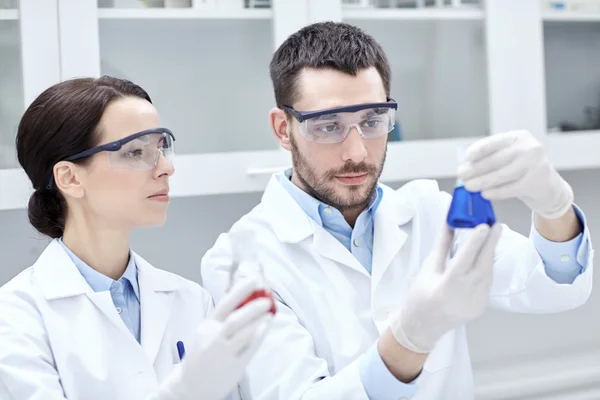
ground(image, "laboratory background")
xmin=1 ymin=0 xmax=600 ymax=398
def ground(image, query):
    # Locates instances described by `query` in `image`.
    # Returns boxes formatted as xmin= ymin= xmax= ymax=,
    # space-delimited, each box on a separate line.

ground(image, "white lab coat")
xmin=201 ymin=176 xmax=594 ymax=400
xmin=0 ymin=240 xmax=241 ymax=400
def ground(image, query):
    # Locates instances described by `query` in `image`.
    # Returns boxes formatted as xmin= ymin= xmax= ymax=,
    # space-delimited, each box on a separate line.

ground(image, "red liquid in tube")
xmin=236 ymin=289 xmax=276 ymax=314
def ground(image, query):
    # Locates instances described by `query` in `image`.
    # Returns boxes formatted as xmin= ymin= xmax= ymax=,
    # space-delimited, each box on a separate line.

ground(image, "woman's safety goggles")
xmin=46 ymin=128 xmax=175 ymax=190
xmin=282 ymin=99 xmax=398 ymax=144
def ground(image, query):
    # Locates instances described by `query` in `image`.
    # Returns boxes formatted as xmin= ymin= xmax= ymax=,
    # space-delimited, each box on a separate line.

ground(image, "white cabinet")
xmin=542 ymin=5 xmax=600 ymax=172
xmin=2 ymin=0 xmax=600 ymax=210
xmin=0 ymin=0 xmax=61 ymax=210
xmin=0 ymin=5 xmax=23 ymax=171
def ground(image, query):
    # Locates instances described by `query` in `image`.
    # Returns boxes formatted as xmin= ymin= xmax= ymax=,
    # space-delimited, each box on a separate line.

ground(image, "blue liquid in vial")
xmin=447 ymin=184 xmax=496 ymax=229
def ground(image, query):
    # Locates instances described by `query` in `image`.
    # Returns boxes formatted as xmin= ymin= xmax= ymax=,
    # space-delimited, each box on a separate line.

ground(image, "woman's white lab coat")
xmin=0 ymin=240 xmax=235 ymax=400
xmin=201 ymin=177 xmax=594 ymax=400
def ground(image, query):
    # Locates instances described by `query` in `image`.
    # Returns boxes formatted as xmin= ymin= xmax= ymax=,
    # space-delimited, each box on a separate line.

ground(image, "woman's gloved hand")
xmin=156 ymin=278 xmax=273 ymax=400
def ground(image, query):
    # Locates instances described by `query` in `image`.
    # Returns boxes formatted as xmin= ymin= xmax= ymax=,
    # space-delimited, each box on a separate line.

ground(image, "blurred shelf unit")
xmin=97 ymin=7 xmax=271 ymax=19
xmin=543 ymin=10 xmax=600 ymax=20
xmin=342 ymin=7 xmax=483 ymax=20
xmin=3 ymin=0 xmax=600 ymax=211
xmin=5 ymin=132 xmax=600 ymax=211
xmin=0 ymin=9 xmax=18 ymax=20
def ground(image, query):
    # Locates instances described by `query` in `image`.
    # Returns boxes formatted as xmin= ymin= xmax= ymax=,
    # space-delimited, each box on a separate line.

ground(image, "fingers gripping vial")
xmin=447 ymin=146 xmax=496 ymax=229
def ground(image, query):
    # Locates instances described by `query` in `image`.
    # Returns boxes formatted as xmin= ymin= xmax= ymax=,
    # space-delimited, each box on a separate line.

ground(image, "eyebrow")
xmin=313 ymin=109 xmax=386 ymax=122
xmin=313 ymin=113 xmax=340 ymax=121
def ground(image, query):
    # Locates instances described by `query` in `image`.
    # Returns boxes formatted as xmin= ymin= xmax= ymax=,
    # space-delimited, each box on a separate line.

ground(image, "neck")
xmin=291 ymin=170 xmax=366 ymax=229
xmin=62 ymin=213 xmax=131 ymax=281
xmin=340 ymin=208 xmax=364 ymax=228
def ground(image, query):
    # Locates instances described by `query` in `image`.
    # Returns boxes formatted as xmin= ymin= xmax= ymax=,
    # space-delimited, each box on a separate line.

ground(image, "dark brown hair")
xmin=16 ymin=76 xmax=152 ymax=238
xmin=269 ymin=21 xmax=391 ymax=109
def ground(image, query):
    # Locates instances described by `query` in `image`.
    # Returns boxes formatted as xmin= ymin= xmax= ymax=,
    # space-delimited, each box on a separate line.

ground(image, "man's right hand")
xmin=390 ymin=223 xmax=502 ymax=354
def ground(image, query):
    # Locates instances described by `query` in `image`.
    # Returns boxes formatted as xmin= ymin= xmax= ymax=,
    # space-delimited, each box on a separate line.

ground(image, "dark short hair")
xmin=269 ymin=21 xmax=391 ymax=109
xmin=15 ymin=76 xmax=152 ymax=238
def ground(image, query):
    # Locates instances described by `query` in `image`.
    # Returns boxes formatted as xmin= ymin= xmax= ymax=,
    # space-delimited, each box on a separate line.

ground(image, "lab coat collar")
xmin=262 ymin=175 xmax=416 ymax=244
xmin=35 ymin=240 xmax=181 ymax=364
xmin=262 ymin=175 xmax=416 ymax=278
xmin=371 ymin=184 xmax=416 ymax=289
xmin=34 ymin=240 xmax=181 ymax=300
xmin=134 ymin=252 xmax=180 ymax=363
xmin=261 ymin=174 xmax=316 ymax=243
xmin=35 ymin=240 xmax=94 ymax=300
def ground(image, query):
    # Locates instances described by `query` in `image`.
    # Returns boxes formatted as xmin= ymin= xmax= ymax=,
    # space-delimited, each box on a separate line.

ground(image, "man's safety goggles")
xmin=46 ymin=127 xmax=175 ymax=190
xmin=282 ymin=99 xmax=398 ymax=144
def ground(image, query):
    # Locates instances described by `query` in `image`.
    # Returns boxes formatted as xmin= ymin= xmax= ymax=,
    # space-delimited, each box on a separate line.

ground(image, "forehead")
xmin=97 ymin=96 xmax=160 ymax=144
xmin=294 ymin=66 xmax=387 ymax=112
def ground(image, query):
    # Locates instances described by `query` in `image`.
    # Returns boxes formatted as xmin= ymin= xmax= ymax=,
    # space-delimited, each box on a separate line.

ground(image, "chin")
xmin=137 ymin=213 xmax=168 ymax=227
xmin=335 ymin=184 xmax=374 ymax=206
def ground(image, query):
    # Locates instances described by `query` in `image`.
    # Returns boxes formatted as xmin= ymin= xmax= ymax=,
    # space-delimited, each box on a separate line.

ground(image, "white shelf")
xmin=543 ymin=10 xmax=600 ymax=21
xmin=0 ymin=150 xmax=291 ymax=211
xmin=3 ymin=133 xmax=600 ymax=211
xmin=545 ymin=130 xmax=600 ymax=170
xmin=0 ymin=138 xmax=479 ymax=211
xmin=0 ymin=9 xmax=18 ymax=20
xmin=97 ymin=7 xmax=272 ymax=20
xmin=380 ymin=137 xmax=484 ymax=181
xmin=342 ymin=7 xmax=484 ymax=21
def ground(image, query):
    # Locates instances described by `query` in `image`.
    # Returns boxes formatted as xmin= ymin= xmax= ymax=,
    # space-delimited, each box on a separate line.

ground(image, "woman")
xmin=0 ymin=76 xmax=273 ymax=400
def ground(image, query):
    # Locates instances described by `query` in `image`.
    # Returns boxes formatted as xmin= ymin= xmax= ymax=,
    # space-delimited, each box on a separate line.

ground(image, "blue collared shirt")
xmin=58 ymin=238 xmax=141 ymax=343
xmin=276 ymin=168 xmax=590 ymax=400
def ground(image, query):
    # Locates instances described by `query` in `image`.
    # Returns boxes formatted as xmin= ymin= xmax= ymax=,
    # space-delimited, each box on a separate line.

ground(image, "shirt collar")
xmin=58 ymin=238 xmax=139 ymax=300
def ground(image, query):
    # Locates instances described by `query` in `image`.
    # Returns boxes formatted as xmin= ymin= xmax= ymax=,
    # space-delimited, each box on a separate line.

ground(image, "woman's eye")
xmin=124 ymin=149 xmax=143 ymax=158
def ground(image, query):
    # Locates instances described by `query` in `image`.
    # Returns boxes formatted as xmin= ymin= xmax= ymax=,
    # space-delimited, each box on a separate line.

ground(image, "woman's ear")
xmin=53 ymin=161 xmax=85 ymax=199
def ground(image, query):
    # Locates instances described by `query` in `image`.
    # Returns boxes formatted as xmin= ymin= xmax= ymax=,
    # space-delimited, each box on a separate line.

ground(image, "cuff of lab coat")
xmin=359 ymin=341 xmax=418 ymax=400
xmin=530 ymin=204 xmax=591 ymax=284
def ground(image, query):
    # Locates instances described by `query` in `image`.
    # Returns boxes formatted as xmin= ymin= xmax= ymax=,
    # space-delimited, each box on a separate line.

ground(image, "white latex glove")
xmin=391 ymin=223 xmax=502 ymax=354
xmin=156 ymin=279 xmax=273 ymax=400
xmin=457 ymin=130 xmax=574 ymax=219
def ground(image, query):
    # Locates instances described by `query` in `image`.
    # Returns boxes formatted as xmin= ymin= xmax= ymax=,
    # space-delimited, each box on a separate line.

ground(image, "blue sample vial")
xmin=447 ymin=147 xmax=496 ymax=229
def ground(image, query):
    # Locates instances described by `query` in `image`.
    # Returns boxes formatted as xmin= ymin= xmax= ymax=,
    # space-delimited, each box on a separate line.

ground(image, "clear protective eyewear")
xmin=46 ymin=127 xmax=175 ymax=190
xmin=282 ymin=98 xmax=398 ymax=144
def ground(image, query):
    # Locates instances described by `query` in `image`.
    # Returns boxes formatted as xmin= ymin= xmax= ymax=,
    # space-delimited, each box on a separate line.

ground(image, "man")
xmin=201 ymin=22 xmax=593 ymax=399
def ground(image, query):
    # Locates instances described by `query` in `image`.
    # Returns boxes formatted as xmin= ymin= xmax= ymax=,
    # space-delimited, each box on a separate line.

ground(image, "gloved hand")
xmin=156 ymin=279 xmax=273 ymax=400
xmin=390 ymin=223 xmax=502 ymax=354
xmin=457 ymin=130 xmax=574 ymax=219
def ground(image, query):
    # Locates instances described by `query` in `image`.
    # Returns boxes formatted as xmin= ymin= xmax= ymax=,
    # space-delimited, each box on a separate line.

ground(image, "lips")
xmin=335 ymin=173 xmax=369 ymax=185
xmin=148 ymin=189 xmax=169 ymax=198
xmin=336 ymin=173 xmax=368 ymax=178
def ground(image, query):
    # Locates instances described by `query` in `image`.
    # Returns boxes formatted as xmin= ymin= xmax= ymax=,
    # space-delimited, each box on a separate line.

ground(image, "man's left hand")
xmin=458 ymin=130 xmax=573 ymax=219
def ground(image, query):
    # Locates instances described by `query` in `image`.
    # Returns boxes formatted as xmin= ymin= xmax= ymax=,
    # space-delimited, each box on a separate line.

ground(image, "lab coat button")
xmin=116 ymin=307 xmax=122 ymax=314
xmin=324 ymin=207 xmax=332 ymax=214
xmin=353 ymin=239 xmax=360 ymax=247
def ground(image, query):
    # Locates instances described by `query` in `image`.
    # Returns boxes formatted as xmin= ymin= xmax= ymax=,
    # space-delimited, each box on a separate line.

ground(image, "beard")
xmin=289 ymin=133 xmax=386 ymax=212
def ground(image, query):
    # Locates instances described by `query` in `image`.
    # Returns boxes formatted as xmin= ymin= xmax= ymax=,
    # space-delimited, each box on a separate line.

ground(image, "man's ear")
xmin=269 ymin=107 xmax=292 ymax=151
